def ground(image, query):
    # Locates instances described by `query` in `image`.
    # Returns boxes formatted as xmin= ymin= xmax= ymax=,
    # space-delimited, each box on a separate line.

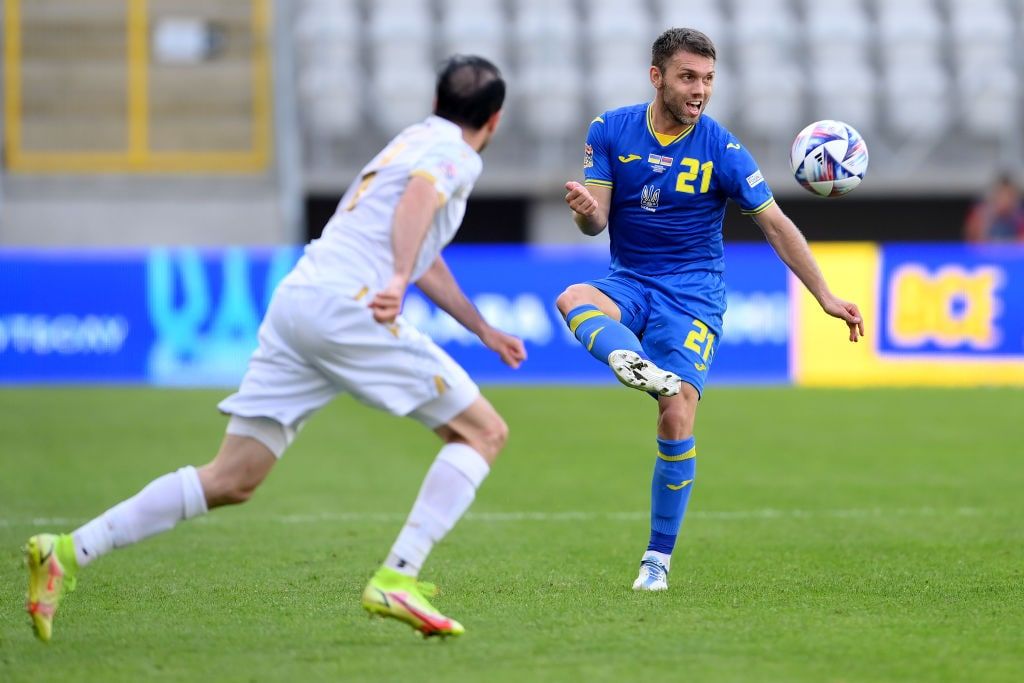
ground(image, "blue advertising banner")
xmin=0 ymin=245 xmax=791 ymax=386
xmin=0 ymin=249 xmax=147 ymax=383
xmin=718 ymin=244 xmax=790 ymax=384
xmin=0 ymin=247 xmax=301 ymax=385
xmin=879 ymin=244 xmax=1024 ymax=359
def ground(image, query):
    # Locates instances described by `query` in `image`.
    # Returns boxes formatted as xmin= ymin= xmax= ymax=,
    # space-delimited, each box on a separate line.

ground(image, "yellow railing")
xmin=3 ymin=0 xmax=272 ymax=173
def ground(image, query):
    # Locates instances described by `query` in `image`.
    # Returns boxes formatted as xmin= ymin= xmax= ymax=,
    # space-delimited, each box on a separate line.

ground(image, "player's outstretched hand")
xmin=369 ymin=275 xmax=408 ymax=323
xmin=820 ymin=295 xmax=865 ymax=342
xmin=564 ymin=181 xmax=598 ymax=217
xmin=481 ymin=327 xmax=527 ymax=369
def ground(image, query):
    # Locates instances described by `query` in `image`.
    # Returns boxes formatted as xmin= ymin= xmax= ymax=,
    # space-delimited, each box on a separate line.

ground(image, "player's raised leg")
xmin=362 ymin=395 xmax=507 ymax=638
xmin=556 ymin=284 xmax=681 ymax=396
xmin=24 ymin=417 xmax=283 ymax=642
xmin=634 ymin=388 xmax=699 ymax=591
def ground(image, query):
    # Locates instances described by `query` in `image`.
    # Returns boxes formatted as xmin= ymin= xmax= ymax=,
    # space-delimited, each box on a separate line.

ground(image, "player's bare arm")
xmin=565 ymin=181 xmax=611 ymax=236
xmin=417 ymin=256 xmax=526 ymax=369
xmin=370 ymin=175 xmax=440 ymax=323
xmin=753 ymin=202 xmax=865 ymax=342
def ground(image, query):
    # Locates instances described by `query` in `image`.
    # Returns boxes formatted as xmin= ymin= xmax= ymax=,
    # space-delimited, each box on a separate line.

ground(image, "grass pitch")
xmin=1 ymin=386 xmax=1022 ymax=682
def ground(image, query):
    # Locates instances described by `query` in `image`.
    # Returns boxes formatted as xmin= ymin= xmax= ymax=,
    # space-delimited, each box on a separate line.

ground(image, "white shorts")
xmin=218 ymin=283 xmax=480 ymax=433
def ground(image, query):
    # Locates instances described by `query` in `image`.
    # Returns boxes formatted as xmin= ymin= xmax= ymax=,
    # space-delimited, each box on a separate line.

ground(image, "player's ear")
xmin=486 ymin=109 xmax=502 ymax=133
xmin=649 ymin=65 xmax=662 ymax=89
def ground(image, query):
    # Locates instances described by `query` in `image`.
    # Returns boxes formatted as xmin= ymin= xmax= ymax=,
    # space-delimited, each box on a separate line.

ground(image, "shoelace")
xmin=639 ymin=558 xmax=666 ymax=583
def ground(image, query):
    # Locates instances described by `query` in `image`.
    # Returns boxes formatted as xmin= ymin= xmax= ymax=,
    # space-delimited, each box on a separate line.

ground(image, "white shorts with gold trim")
xmin=218 ymin=283 xmax=479 ymax=434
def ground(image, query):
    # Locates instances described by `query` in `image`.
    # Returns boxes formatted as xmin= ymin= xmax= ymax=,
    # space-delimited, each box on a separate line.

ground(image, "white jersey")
xmin=286 ymin=115 xmax=482 ymax=293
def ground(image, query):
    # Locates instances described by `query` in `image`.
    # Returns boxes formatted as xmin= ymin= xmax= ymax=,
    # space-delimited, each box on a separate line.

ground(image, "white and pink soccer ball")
xmin=790 ymin=120 xmax=869 ymax=197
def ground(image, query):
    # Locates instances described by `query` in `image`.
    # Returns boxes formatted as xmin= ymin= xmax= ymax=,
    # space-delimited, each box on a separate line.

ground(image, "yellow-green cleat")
xmin=361 ymin=566 xmax=465 ymax=638
xmin=24 ymin=533 xmax=78 ymax=643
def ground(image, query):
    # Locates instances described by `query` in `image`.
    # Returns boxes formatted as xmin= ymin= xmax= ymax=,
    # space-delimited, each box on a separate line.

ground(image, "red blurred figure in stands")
xmin=964 ymin=172 xmax=1024 ymax=243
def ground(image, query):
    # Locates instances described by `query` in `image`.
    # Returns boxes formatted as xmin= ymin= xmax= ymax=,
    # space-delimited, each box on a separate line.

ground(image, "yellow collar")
xmin=647 ymin=103 xmax=694 ymax=147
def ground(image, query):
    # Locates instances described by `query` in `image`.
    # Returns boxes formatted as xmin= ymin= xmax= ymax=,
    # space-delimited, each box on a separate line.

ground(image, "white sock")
xmin=386 ymin=443 xmax=490 ymax=577
xmin=72 ymin=466 xmax=208 ymax=568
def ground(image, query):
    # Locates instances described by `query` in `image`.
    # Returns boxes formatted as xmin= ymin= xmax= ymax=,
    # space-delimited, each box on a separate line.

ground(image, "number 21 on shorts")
xmin=683 ymin=319 xmax=716 ymax=371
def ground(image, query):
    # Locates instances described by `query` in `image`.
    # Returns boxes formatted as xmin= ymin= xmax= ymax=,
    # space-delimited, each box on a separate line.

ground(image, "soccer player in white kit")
xmin=24 ymin=55 xmax=524 ymax=641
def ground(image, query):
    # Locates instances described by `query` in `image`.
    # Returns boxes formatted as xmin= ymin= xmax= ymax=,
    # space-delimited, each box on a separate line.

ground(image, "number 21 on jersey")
xmin=683 ymin=319 xmax=716 ymax=371
xmin=675 ymin=158 xmax=713 ymax=194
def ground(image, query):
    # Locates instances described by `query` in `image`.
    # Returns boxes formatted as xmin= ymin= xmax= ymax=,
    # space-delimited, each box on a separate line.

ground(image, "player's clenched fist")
xmin=369 ymin=275 xmax=408 ymax=323
xmin=565 ymin=181 xmax=598 ymax=216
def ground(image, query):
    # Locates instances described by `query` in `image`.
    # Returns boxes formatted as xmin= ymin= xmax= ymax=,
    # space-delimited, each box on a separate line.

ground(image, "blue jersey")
xmin=583 ymin=103 xmax=774 ymax=276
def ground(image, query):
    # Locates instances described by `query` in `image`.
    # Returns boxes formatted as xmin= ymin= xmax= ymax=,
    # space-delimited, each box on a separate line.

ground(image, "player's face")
xmin=653 ymin=51 xmax=715 ymax=127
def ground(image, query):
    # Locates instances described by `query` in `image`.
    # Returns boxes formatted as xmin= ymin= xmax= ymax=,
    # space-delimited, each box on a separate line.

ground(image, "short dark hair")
xmin=651 ymin=28 xmax=716 ymax=72
xmin=434 ymin=55 xmax=505 ymax=129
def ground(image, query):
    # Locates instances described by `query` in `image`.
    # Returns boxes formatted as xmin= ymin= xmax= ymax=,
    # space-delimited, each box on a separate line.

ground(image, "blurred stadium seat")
xmin=959 ymin=66 xmax=1019 ymax=138
xmin=732 ymin=0 xmax=800 ymax=72
xmin=370 ymin=63 xmax=437 ymax=136
xmin=438 ymin=0 xmax=508 ymax=71
xmin=655 ymin=0 xmax=727 ymax=55
xmin=512 ymin=0 xmax=579 ymax=74
xmin=519 ymin=63 xmax=584 ymax=141
xmin=583 ymin=0 xmax=652 ymax=73
xmin=367 ymin=0 xmax=434 ymax=71
xmin=294 ymin=0 xmax=363 ymax=144
xmin=3 ymin=0 xmax=1022 ymax=206
xmin=294 ymin=0 xmax=360 ymax=67
xmin=737 ymin=63 xmax=806 ymax=139
xmin=876 ymin=0 xmax=944 ymax=68
xmin=808 ymin=62 xmax=876 ymax=134
xmin=282 ymin=0 xmax=1024 ymax=194
xmin=883 ymin=62 xmax=951 ymax=138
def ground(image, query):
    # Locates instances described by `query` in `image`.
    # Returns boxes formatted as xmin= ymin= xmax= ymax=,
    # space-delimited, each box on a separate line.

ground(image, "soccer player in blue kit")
xmin=557 ymin=28 xmax=865 ymax=591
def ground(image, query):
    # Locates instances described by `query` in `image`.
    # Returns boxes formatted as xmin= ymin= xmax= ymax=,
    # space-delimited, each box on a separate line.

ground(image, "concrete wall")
xmin=0 ymin=176 xmax=286 ymax=246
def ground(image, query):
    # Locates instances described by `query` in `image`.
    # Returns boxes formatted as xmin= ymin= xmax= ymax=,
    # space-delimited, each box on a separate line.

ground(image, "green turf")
xmin=1 ymin=386 xmax=1022 ymax=682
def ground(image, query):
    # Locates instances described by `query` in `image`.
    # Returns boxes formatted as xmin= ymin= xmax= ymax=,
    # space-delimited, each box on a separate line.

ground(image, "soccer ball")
xmin=789 ymin=120 xmax=869 ymax=197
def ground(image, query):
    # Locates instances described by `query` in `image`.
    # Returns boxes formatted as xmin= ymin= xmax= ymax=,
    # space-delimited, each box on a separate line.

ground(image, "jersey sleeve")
xmin=409 ymin=141 xmax=479 ymax=206
xmin=718 ymin=137 xmax=775 ymax=215
xmin=582 ymin=115 xmax=613 ymax=190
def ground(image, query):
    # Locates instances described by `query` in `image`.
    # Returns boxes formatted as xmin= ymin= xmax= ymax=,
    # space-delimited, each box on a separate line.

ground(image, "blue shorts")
xmin=585 ymin=268 xmax=725 ymax=396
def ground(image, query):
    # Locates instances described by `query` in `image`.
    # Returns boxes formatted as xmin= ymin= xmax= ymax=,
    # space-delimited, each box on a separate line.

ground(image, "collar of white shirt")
xmin=424 ymin=114 xmax=465 ymax=139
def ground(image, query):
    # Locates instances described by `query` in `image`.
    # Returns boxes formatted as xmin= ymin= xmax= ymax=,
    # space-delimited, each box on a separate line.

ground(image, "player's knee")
xmin=492 ymin=415 xmax=510 ymax=452
xmin=482 ymin=414 xmax=510 ymax=459
xmin=556 ymin=285 xmax=591 ymax=317
xmin=657 ymin=395 xmax=698 ymax=440
xmin=658 ymin=409 xmax=693 ymax=440
xmin=468 ymin=413 xmax=508 ymax=462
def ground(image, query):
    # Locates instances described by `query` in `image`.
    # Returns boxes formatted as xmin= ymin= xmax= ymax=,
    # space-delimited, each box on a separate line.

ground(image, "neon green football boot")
xmin=24 ymin=533 xmax=78 ymax=642
xmin=361 ymin=566 xmax=465 ymax=638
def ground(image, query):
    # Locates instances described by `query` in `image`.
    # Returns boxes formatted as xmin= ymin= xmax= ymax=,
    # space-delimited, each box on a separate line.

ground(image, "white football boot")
xmin=632 ymin=553 xmax=670 ymax=592
xmin=608 ymin=350 xmax=681 ymax=397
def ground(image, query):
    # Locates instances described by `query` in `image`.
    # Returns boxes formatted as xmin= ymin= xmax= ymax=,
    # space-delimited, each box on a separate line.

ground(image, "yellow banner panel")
xmin=792 ymin=243 xmax=1024 ymax=387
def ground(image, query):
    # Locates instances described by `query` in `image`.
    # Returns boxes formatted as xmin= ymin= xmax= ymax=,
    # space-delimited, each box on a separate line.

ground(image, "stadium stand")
xmin=1 ymin=0 xmax=1022 ymax=245
xmin=438 ymin=0 xmax=509 ymax=73
xmin=15 ymin=0 xmax=128 ymax=153
xmin=1 ymin=0 xmax=283 ymax=245
xmin=295 ymin=0 xmax=364 ymax=145
xmin=289 ymin=0 xmax=1022 ymax=197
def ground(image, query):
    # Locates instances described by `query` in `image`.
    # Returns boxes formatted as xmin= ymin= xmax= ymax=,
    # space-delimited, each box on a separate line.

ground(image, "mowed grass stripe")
xmin=0 ymin=504 xmax=1012 ymax=528
xmin=1 ymin=386 xmax=1021 ymax=683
